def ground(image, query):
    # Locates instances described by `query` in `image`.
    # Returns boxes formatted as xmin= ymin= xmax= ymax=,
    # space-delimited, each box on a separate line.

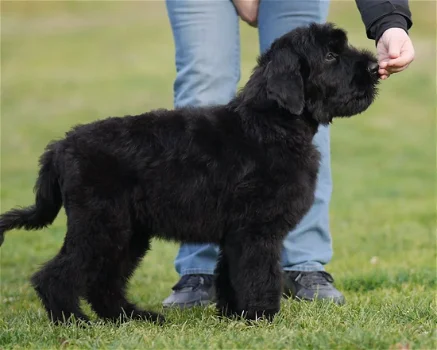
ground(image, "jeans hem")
xmin=283 ymin=265 xmax=326 ymax=272
xmin=180 ymin=268 xmax=215 ymax=276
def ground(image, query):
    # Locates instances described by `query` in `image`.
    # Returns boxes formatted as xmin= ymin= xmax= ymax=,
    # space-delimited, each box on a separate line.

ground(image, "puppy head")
xmin=244 ymin=23 xmax=379 ymax=124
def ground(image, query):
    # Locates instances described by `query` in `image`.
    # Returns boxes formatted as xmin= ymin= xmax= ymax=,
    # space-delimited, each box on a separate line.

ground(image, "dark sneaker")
xmin=283 ymin=271 xmax=345 ymax=305
xmin=162 ymin=274 xmax=215 ymax=308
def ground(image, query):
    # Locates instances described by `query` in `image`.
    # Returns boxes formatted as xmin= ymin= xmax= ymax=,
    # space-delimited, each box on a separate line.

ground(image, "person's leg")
xmin=163 ymin=0 xmax=240 ymax=307
xmin=258 ymin=0 xmax=344 ymax=304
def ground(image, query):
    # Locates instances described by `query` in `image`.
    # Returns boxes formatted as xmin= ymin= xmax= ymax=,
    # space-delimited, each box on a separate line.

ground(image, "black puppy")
xmin=0 ymin=23 xmax=379 ymax=324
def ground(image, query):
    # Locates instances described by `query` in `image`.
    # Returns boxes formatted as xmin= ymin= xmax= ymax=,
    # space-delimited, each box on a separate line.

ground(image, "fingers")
xmin=378 ymin=60 xmax=389 ymax=69
xmin=387 ymin=41 xmax=415 ymax=68
xmin=388 ymin=64 xmax=410 ymax=73
xmin=387 ymin=52 xmax=414 ymax=69
xmin=379 ymin=68 xmax=390 ymax=80
xmin=378 ymin=62 xmax=410 ymax=79
xmin=378 ymin=68 xmax=389 ymax=76
xmin=379 ymin=63 xmax=411 ymax=80
xmin=388 ymin=45 xmax=401 ymax=60
xmin=378 ymin=45 xmax=414 ymax=78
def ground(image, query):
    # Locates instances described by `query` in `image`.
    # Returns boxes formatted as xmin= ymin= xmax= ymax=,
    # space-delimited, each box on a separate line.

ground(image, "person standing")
xmin=162 ymin=0 xmax=414 ymax=308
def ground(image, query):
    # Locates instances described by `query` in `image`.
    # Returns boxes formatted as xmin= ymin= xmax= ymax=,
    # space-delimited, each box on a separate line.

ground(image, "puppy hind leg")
xmin=124 ymin=227 xmax=164 ymax=323
xmin=85 ymin=227 xmax=164 ymax=324
xmin=30 ymin=245 xmax=89 ymax=324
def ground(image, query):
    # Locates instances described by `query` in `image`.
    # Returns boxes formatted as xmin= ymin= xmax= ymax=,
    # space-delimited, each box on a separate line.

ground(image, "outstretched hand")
xmin=377 ymin=28 xmax=415 ymax=80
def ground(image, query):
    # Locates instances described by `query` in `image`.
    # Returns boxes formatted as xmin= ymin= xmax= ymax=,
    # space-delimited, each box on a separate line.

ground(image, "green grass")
xmin=1 ymin=1 xmax=436 ymax=349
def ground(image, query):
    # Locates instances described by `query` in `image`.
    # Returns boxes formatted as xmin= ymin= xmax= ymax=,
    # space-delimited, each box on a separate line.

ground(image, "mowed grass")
xmin=0 ymin=1 xmax=435 ymax=349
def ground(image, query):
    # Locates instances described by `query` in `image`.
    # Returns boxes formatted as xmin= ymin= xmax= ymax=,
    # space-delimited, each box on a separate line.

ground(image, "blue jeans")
xmin=165 ymin=0 xmax=332 ymax=274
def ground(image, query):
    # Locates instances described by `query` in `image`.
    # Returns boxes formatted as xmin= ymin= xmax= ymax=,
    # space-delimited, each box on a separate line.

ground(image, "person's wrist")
xmin=372 ymin=14 xmax=409 ymax=45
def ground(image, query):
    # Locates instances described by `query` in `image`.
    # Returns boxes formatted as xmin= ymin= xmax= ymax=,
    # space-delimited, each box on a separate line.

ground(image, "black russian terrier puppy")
xmin=0 ymin=23 xmax=379 ymax=324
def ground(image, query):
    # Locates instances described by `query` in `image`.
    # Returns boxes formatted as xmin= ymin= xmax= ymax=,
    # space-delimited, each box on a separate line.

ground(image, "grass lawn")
xmin=0 ymin=1 xmax=435 ymax=349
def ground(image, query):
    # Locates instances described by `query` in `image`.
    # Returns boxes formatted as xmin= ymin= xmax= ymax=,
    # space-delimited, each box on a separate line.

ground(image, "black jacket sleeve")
xmin=355 ymin=0 xmax=413 ymax=43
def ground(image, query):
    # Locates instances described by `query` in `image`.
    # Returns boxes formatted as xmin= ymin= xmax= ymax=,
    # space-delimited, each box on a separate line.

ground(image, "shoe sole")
xmin=162 ymin=299 xmax=213 ymax=309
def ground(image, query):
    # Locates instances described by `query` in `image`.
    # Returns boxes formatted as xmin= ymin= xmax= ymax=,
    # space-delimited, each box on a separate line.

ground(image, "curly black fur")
xmin=0 ymin=23 xmax=378 ymax=324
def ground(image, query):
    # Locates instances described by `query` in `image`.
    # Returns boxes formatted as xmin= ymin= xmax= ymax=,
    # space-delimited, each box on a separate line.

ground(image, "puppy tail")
xmin=0 ymin=143 xmax=62 ymax=246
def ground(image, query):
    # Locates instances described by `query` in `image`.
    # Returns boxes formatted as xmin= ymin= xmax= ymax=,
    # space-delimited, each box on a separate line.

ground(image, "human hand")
xmin=377 ymin=28 xmax=415 ymax=80
xmin=232 ymin=0 xmax=260 ymax=27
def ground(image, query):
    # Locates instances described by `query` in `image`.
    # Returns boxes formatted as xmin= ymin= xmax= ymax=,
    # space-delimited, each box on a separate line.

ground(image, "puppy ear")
xmin=265 ymin=49 xmax=304 ymax=115
xmin=330 ymin=28 xmax=348 ymax=48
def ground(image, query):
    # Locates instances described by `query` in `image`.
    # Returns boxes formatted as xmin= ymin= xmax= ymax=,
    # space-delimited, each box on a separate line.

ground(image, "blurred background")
xmin=1 ymin=0 xmax=435 ymax=329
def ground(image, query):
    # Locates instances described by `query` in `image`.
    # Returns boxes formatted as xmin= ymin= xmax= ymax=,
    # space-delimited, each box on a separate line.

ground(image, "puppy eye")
xmin=325 ymin=52 xmax=337 ymax=61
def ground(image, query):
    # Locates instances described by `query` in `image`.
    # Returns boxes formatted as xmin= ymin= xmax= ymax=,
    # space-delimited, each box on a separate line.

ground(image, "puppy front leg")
xmin=215 ymin=248 xmax=238 ymax=317
xmin=226 ymin=236 xmax=283 ymax=321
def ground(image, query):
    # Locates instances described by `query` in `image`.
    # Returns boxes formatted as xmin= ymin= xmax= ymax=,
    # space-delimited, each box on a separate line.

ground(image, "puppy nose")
xmin=367 ymin=62 xmax=379 ymax=75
